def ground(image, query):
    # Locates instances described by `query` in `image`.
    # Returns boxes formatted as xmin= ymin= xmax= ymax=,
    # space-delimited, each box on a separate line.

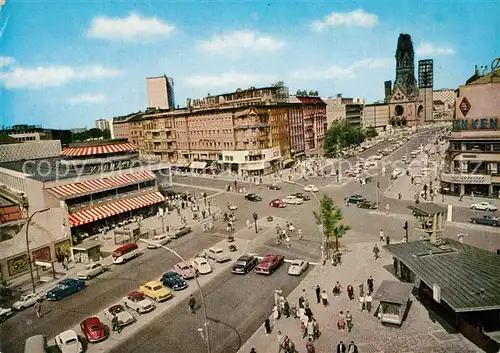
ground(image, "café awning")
xmin=189 ymin=161 xmax=207 ymax=169
xmin=60 ymin=142 xmax=137 ymax=157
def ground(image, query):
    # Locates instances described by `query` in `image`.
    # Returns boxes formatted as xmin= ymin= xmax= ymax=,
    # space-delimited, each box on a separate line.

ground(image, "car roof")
xmin=176 ymin=261 xmax=189 ymax=266
xmin=59 ymin=278 xmax=76 ymax=284
xmin=163 ymin=271 xmax=179 ymax=277
xmin=263 ymin=254 xmax=277 ymax=259
xmin=82 ymin=317 xmax=100 ymax=325
xmin=238 ymin=254 xmax=252 ymax=260
xmin=144 ymin=280 xmax=161 ymax=286
xmin=128 ymin=291 xmax=143 ymax=298
xmin=109 ymin=304 xmax=124 ymax=310
xmin=210 ymin=247 xmax=223 ymax=251
xmin=59 ymin=330 xmax=77 ymax=341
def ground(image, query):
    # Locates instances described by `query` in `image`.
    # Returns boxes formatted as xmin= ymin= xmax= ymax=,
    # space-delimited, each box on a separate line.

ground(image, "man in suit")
xmin=337 ymin=340 xmax=347 ymax=353
xmin=348 ymin=341 xmax=358 ymax=353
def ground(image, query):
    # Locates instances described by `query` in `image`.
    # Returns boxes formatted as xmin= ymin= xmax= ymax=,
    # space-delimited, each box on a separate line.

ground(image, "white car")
xmin=104 ymin=304 xmax=135 ymax=327
xmin=147 ymin=234 xmax=171 ymax=249
xmin=55 ymin=330 xmax=83 ymax=353
xmin=0 ymin=307 xmax=13 ymax=322
xmin=304 ymin=185 xmax=319 ymax=192
xmin=77 ymin=263 xmax=106 ymax=280
xmin=12 ymin=293 xmax=41 ymax=310
xmin=470 ymin=202 xmax=498 ymax=211
xmin=123 ymin=291 xmax=155 ymax=314
xmin=288 ymin=260 xmax=309 ymax=276
xmin=205 ymin=247 xmax=231 ymax=263
xmin=391 ymin=168 xmax=403 ymax=179
xmin=372 ymin=154 xmax=383 ymax=160
xmin=192 ymin=257 xmax=212 ymax=275
xmin=283 ymin=196 xmax=304 ymax=205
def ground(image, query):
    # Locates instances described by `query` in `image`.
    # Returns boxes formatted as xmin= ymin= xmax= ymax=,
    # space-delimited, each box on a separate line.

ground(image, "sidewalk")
xmin=238 ymin=242 xmax=478 ymax=353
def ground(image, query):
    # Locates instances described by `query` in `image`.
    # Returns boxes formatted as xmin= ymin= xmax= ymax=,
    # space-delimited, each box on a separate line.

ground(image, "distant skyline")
xmin=1 ymin=0 xmax=498 ymax=129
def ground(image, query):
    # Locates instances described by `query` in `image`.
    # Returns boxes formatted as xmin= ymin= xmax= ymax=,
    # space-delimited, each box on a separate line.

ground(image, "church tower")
xmin=394 ymin=34 xmax=418 ymax=97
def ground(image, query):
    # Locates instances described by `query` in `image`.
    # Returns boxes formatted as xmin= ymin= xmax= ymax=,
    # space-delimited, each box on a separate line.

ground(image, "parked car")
xmin=12 ymin=293 xmax=41 ymax=310
xmin=287 ymin=260 xmax=309 ymax=276
xmin=245 ymin=193 xmax=262 ymax=202
xmin=104 ymin=304 xmax=135 ymax=327
xmin=470 ymin=202 xmax=498 ymax=211
xmin=55 ymin=330 xmax=83 ymax=353
xmin=304 ymin=185 xmax=319 ymax=192
xmin=140 ymin=281 xmax=172 ymax=302
xmin=345 ymin=194 xmax=366 ymax=204
xmin=269 ymin=199 xmax=286 ymax=208
xmin=147 ymin=234 xmax=171 ymax=249
xmin=227 ymin=203 xmax=238 ymax=210
xmin=192 ymin=257 xmax=212 ymax=275
xmin=391 ymin=168 xmax=403 ymax=179
xmin=171 ymin=226 xmax=192 ymax=239
xmin=255 ymin=254 xmax=285 ymax=275
xmin=123 ymin=291 xmax=155 ymax=314
xmin=80 ymin=317 xmax=108 ymax=343
xmin=161 ymin=271 xmax=188 ymax=291
xmin=0 ymin=307 xmax=13 ymax=322
xmin=46 ymin=278 xmax=85 ymax=301
xmin=231 ymin=254 xmax=258 ymax=274
xmin=357 ymin=200 xmax=378 ymax=209
xmin=268 ymin=184 xmax=281 ymax=190
xmin=291 ymin=193 xmax=310 ymax=201
xmin=283 ymin=195 xmax=303 ymax=205
xmin=205 ymin=247 xmax=231 ymax=263
xmin=77 ymin=263 xmax=106 ymax=280
xmin=174 ymin=261 xmax=197 ymax=279
xmin=470 ymin=215 xmax=499 ymax=227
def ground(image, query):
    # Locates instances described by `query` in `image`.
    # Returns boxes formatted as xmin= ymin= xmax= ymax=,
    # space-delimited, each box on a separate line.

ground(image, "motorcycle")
xmin=227 ymin=235 xmax=235 ymax=242
xmin=228 ymin=244 xmax=237 ymax=252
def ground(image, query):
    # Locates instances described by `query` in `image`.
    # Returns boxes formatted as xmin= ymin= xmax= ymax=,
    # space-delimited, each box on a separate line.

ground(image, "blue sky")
xmin=0 ymin=0 xmax=498 ymax=129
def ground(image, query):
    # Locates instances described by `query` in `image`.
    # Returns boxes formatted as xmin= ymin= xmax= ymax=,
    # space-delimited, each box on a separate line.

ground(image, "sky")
xmin=0 ymin=0 xmax=498 ymax=130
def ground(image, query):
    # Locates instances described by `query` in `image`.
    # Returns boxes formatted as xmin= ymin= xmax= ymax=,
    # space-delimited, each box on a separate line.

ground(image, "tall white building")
xmin=95 ymin=119 xmax=110 ymax=131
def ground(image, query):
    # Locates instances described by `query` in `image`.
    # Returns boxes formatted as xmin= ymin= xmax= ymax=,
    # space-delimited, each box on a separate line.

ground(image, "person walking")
xmin=373 ymin=244 xmax=380 ymax=260
xmin=337 ymin=311 xmax=345 ymax=332
xmin=379 ymin=229 xmax=384 ymax=242
xmin=321 ymin=290 xmax=328 ymax=306
xmin=34 ymin=300 xmax=42 ymax=318
xmin=188 ymin=294 xmax=196 ymax=314
xmin=358 ymin=294 xmax=365 ymax=312
xmin=305 ymin=338 xmax=315 ymax=353
xmin=348 ymin=341 xmax=359 ymax=353
xmin=367 ymin=276 xmax=374 ymax=293
xmin=345 ymin=310 xmax=353 ymax=332
xmin=315 ymin=285 xmax=321 ymax=304
xmin=306 ymin=318 xmax=315 ymax=341
xmin=276 ymin=331 xmax=283 ymax=353
xmin=337 ymin=341 xmax=347 ymax=353
xmin=112 ymin=314 xmax=121 ymax=333
xmin=246 ymin=219 xmax=251 ymax=229
xmin=365 ymin=293 xmax=373 ymax=313
xmin=250 ymin=348 xmax=257 ymax=353
xmin=298 ymin=228 xmax=303 ymax=240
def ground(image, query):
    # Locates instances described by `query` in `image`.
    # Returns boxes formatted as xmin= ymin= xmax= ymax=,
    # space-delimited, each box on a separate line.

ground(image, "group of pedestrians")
xmin=275 ymin=222 xmax=302 ymax=247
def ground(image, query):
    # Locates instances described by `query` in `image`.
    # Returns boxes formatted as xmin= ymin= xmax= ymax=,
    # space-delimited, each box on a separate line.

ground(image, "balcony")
xmin=234 ymin=123 xmax=269 ymax=130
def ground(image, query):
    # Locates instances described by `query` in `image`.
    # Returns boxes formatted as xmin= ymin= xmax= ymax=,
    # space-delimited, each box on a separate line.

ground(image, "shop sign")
xmin=459 ymin=97 xmax=471 ymax=116
xmin=7 ymin=254 xmax=29 ymax=277
xmin=32 ymin=246 xmax=51 ymax=262
xmin=440 ymin=173 xmax=491 ymax=185
xmin=453 ymin=118 xmax=498 ymax=131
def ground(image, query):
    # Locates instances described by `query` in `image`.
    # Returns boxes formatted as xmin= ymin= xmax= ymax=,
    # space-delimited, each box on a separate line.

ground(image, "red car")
xmin=255 ymin=254 xmax=285 ymax=275
xmin=80 ymin=317 xmax=108 ymax=343
xmin=269 ymin=199 xmax=286 ymax=208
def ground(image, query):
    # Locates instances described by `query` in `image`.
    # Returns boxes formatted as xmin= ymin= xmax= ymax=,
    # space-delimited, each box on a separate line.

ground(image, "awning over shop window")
xmin=189 ymin=161 xmax=207 ymax=169
xmin=60 ymin=142 xmax=138 ymax=157
xmin=69 ymin=191 xmax=165 ymax=227
xmin=283 ymin=158 xmax=295 ymax=165
xmin=46 ymin=171 xmax=156 ymax=199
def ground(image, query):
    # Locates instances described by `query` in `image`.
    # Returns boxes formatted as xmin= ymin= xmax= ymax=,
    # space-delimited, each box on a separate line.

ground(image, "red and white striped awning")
xmin=47 ymin=171 xmax=156 ymax=198
xmin=60 ymin=143 xmax=138 ymax=157
xmin=69 ymin=191 xmax=165 ymax=227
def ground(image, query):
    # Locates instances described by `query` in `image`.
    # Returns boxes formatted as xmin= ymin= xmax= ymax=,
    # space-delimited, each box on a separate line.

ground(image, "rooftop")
xmin=407 ymin=203 xmax=447 ymax=216
xmin=384 ymin=238 xmax=500 ymax=312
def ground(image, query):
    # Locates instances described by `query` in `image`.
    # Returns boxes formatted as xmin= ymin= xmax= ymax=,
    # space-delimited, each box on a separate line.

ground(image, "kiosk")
xmin=373 ymin=280 xmax=413 ymax=326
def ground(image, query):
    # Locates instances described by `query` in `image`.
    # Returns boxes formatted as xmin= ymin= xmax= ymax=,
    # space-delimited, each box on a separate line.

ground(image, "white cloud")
xmin=0 ymin=56 xmax=15 ymax=68
xmin=416 ymin=42 xmax=455 ymax=56
xmin=67 ymin=93 xmax=105 ymax=105
xmin=292 ymin=57 xmax=391 ymax=80
xmin=311 ymin=9 xmax=379 ymax=32
xmin=197 ymin=30 xmax=285 ymax=53
xmin=0 ymin=65 xmax=123 ymax=89
xmin=87 ymin=13 xmax=175 ymax=41
xmin=184 ymin=71 xmax=278 ymax=88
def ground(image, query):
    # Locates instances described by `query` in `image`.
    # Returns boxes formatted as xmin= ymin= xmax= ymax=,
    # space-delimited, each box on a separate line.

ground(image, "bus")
xmin=112 ymin=243 xmax=139 ymax=264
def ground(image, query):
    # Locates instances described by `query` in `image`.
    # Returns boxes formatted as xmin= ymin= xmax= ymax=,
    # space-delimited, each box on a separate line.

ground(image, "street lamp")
xmin=283 ymin=180 xmax=325 ymax=264
xmin=26 ymin=208 xmax=50 ymax=293
xmin=138 ymin=239 xmax=211 ymax=353
xmin=252 ymin=212 xmax=258 ymax=234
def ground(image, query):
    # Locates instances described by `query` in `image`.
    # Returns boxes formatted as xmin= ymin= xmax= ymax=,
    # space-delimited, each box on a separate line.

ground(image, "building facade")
xmin=0 ymin=140 xmax=62 ymax=163
xmin=286 ymin=97 xmax=305 ymax=159
xmin=440 ymin=63 xmax=500 ymax=198
xmin=325 ymin=96 xmax=364 ymax=128
xmin=433 ymin=89 xmax=456 ymax=121
xmin=146 ymin=75 xmax=175 ymax=110
xmin=95 ymin=119 xmax=110 ymax=131
xmin=0 ymin=125 xmax=71 ymax=145
xmin=362 ymin=103 xmax=390 ymax=131
xmin=296 ymin=96 xmax=327 ymax=153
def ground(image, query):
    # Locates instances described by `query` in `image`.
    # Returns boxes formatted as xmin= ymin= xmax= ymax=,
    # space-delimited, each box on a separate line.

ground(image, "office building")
xmin=146 ymin=75 xmax=175 ymax=110
xmin=95 ymin=119 xmax=110 ymax=131
xmin=325 ymin=95 xmax=364 ymax=129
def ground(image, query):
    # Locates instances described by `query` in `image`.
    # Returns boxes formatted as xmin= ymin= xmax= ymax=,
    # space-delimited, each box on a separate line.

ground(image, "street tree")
xmin=313 ymin=195 xmax=350 ymax=256
xmin=323 ymin=120 xmax=365 ymax=157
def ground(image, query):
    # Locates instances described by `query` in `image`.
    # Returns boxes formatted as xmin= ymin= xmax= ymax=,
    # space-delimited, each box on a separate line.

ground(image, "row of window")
xmin=450 ymin=142 xmax=500 ymax=152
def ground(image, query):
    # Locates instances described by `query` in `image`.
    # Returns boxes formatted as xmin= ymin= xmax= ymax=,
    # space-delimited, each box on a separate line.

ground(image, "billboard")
xmin=418 ymin=60 xmax=434 ymax=89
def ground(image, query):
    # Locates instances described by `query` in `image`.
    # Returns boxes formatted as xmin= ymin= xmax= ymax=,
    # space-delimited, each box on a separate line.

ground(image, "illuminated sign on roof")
xmin=453 ymin=118 xmax=498 ymax=131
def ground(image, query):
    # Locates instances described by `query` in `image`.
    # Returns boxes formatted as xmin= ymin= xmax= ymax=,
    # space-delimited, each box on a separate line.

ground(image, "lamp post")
xmin=283 ymin=180 xmax=325 ymax=264
xmin=26 ymin=208 xmax=50 ymax=293
xmin=252 ymin=212 xmax=258 ymax=234
xmin=138 ymin=239 xmax=211 ymax=353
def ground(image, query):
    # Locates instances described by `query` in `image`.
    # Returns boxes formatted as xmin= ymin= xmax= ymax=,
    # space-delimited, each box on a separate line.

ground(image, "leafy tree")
xmin=365 ymin=126 xmax=378 ymax=139
xmin=308 ymin=90 xmax=319 ymax=97
xmin=323 ymin=120 xmax=365 ymax=156
xmin=296 ymin=89 xmax=308 ymax=96
xmin=71 ymin=128 xmax=111 ymax=142
xmin=313 ymin=195 xmax=350 ymax=255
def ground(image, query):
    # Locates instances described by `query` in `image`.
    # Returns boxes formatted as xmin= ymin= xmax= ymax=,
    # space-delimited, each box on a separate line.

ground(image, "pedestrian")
xmin=367 ymin=276 xmax=374 ymax=293
xmin=379 ymin=229 xmax=384 ymax=242
xmin=345 ymin=310 xmax=353 ymax=332
xmin=250 ymin=348 xmax=257 ymax=353
xmin=283 ymin=300 xmax=290 ymax=318
xmin=358 ymin=294 xmax=365 ymax=312
xmin=315 ymin=285 xmax=321 ymax=304
xmin=273 ymin=305 xmax=281 ymax=321
xmin=312 ymin=317 xmax=320 ymax=339
xmin=385 ymin=203 xmax=390 ymax=213
xmin=34 ymin=300 xmax=41 ymax=318
xmin=112 ymin=314 xmax=121 ymax=333
xmin=358 ymin=283 xmax=364 ymax=297
xmin=365 ymin=293 xmax=373 ymax=313
xmin=337 ymin=311 xmax=345 ymax=332
xmin=304 ymin=306 xmax=313 ymax=320
xmin=202 ymin=209 xmax=206 ymax=219
xmin=285 ymin=235 xmax=291 ymax=248
xmin=321 ymin=290 xmax=328 ymax=306
xmin=264 ymin=317 xmax=271 ymax=335
xmin=348 ymin=341 xmax=359 ymax=353
xmin=306 ymin=338 xmax=315 ymax=353
xmin=373 ymin=244 xmax=380 ymax=260
xmin=189 ymin=294 xmax=196 ymax=314
xmin=298 ymin=228 xmax=303 ymax=240
xmin=246 ymin=219 xmax=251 ymax=229
xmin=307 ymin=318 xmax=315 ymax=341
xmin=347 ymin=284 xmax=354 ymax=300
xmin=337 ymin=341 xmax=347 ymax=353
xmin=298 ymin=295 xmax=305 ymax=309
xmin=276 ymin=331 xmax=283 ymax=353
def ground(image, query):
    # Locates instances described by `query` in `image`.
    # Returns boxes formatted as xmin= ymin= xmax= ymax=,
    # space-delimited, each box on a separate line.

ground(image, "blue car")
xmin=46 ymin=278 xmax=85 ymax=301
xmin=161 ymin=271 xmax=188 ymax=291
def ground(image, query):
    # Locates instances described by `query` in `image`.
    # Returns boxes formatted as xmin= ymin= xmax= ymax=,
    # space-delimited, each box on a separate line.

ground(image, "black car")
xmin=470 ymin=215 xmax=498 ymax=227
xmin=292 ymin=193 xmax=310 ymax=201
xmin=245 ymin=193 xmax=262 ymax=202
xmin=345 ymin=194 xmax=366 ymax=204
xmin=232 ymin=255 xmax=258 ymax=274
xmin=161 ymin=271 xmax=188 ymax=290
xmin=268 ymin=184 xmax=281 ymax=190
xmin=357 ymin=200 xmax=377 ymax=209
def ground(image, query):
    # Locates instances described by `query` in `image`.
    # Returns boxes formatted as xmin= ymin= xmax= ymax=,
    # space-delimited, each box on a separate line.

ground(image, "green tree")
xmin=365 ymin=126 xmax=378 ymax=139
xmin=296 ymin=89 xmax=308 ymax=96
xmin=71 ymin=128 xmax=111 ymax=142
xmin=323 ymin=120 xmax=366 ymax=156
xmin=313 ymin=195 xmax=350 ymax=255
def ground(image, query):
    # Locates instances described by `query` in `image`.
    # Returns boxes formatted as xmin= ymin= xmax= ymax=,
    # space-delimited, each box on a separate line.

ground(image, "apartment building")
xmin=325 ymin=96 xmax=364 ymax=128
xmin=0 ymin=125 xmax=71 ymax=145
xmin=95 ymin=119 xmax=110 ymax=131
xmin=146 ymin=75 xmax=175 ymax=110
xmin=296 ymin=96 xmax=327 ymax=153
